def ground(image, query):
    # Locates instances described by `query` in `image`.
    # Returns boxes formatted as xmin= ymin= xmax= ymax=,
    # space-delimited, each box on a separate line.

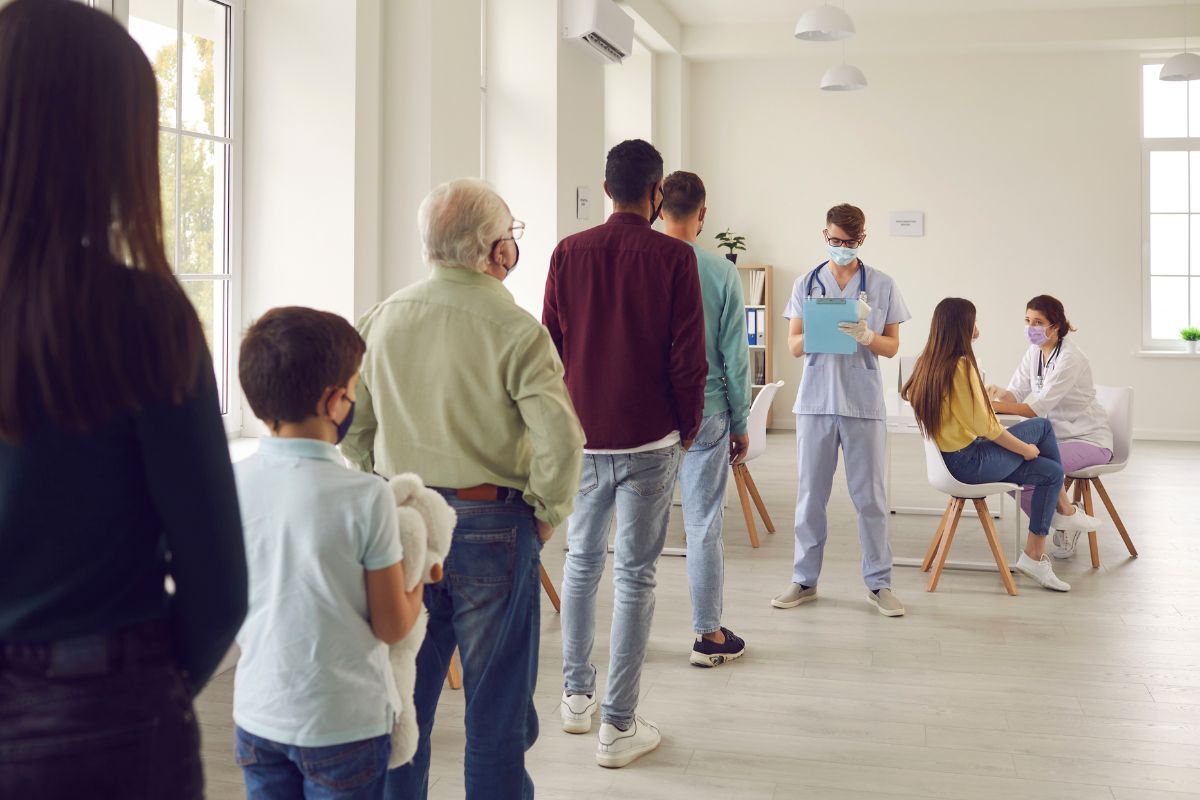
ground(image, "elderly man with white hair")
xmin=343 ymin=178 xmax=584 ymax=800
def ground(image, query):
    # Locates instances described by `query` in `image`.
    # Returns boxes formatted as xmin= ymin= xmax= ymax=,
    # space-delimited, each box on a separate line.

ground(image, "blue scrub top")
xmin=783 ymin=261 xmax=911 ymax=420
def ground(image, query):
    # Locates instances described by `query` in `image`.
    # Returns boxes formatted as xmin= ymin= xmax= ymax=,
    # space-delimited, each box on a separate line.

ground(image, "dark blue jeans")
xmin=236 ymin=727 xmax=390 ymax=799
xmin=941 ymin=417 xmax=1064 ymax=536
xmin=0 ymin=622 xmax=201 ymax=800
xmin=385 ymin=492 xmax=542 ymax=800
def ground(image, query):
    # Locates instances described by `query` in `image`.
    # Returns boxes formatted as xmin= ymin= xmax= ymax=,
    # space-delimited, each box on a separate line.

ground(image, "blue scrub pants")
xmin=792 ymin=414 xmax=892 ymax=591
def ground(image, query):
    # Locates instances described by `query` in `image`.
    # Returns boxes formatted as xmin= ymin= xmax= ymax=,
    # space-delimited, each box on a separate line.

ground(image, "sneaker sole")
xmin=1049 ymin=549 xmax=1076 ymax=560
xmin=689 ymin=646 xmax=746 ymax=668
xmin=867 ymin=596 xmax=906 ymax=617
xmin=561 ymin=701 xmax=598 ymax=734
xmin=1015 ymin=565 xmax=1071 ymax=592
xmin=596 ymin=736 xmax=661 ymax=768
xmin=771 ymin=594 xmax=816 ymax=609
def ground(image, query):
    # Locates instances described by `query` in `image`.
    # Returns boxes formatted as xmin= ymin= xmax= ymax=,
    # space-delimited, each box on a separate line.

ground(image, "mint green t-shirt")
xmin=687 ymin=242 xmax=752 ymax=435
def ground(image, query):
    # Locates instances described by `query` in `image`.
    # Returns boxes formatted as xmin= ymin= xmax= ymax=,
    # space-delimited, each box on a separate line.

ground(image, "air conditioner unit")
xmin=562 ymin=0 xmax=634 ymax=65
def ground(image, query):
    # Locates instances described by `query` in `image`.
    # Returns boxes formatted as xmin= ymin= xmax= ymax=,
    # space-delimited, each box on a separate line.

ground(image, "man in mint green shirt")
xmin=662 ymin=171 xmax=752 ymax=667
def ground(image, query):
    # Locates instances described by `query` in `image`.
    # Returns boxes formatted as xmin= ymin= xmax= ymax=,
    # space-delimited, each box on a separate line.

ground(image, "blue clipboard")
xmin=802 ymin=297 xmax=858 ymax=354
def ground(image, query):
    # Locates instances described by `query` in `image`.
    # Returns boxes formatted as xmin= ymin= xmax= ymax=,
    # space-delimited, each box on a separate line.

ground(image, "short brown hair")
xmin=1026 ymin=294 xmax=1076 ymax=340
xmin=662 ymin=171 xmax=706 ymax=219
xmin=826 ymin=204 xmax=866 ymax=240
xmin=239 ymin=307 xmax=365 ymax=430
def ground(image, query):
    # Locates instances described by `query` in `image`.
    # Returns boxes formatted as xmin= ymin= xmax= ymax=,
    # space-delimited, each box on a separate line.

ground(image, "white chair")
xmin=1064 ymin=386 xmax=1137 ymax=569
xmin=731 ymin=380 xmax=784 ymax=548
xmin=920 ymin=437 xmax=1020 ymax=595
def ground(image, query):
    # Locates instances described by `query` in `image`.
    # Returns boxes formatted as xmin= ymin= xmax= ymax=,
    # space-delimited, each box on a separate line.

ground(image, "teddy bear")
xmin=385 ymin=473 xmax=457 ymax=769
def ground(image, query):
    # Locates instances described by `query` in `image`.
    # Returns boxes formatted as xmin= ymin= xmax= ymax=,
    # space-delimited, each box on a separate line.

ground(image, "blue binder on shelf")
xmin=802 ymin=297 xmax=858 ymax=354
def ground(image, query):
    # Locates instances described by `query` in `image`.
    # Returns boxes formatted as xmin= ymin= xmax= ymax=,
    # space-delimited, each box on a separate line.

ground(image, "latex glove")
xmin=856 ymin=296 xmax=872 ymax=321
xmin=985 ymin=384 xmax=1005 ymax=401
xmin=838 ymin=320 xmax=875 ymax=346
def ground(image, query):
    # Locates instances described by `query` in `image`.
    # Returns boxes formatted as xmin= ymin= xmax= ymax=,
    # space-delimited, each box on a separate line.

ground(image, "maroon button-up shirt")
xmin=543 ymin=212 xmax=707 ymax=450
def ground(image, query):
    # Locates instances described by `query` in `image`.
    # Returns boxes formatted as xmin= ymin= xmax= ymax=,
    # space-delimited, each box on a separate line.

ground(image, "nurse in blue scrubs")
xmin=771 ymin=204 xmax=911 ymax=617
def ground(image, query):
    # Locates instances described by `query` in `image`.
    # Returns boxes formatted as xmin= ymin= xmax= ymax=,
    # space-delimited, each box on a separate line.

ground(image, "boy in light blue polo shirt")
xmin=232 ymin=307 xmax=426 ymax=800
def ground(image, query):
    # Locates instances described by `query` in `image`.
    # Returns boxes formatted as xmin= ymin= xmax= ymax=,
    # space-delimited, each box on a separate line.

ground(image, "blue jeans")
xmin=562 ymin=445 xmax=681 ymax=726
xmin=678 ymin=412 xmax=730 ymax=634
xmin=941 ymin=418 xmax=1064 ymax=536
xmin=385 ymin=493 xmax=541 ymax=800
xmin=236 ymin=727 xmax=390 ymax=800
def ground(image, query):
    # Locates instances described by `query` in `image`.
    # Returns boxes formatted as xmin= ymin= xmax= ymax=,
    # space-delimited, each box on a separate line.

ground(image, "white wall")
xmin=689 ymin=52 xmax=1200 ymax=439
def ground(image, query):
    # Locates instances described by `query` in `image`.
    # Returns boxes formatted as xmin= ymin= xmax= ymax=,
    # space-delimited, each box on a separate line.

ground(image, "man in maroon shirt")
xmin=544 ymin=139 xmax=706 ymax=769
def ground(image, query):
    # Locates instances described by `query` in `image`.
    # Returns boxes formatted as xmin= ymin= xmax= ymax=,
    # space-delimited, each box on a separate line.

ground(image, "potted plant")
xmin=1183 ymin=327 xmax=1200 ymax=354
xmin=715 ymin=228 xmax=747 ymax=264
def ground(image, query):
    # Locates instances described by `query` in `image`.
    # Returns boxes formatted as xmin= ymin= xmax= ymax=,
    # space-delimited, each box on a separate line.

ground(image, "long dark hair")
xmin=902 ymin=297 xmax=993 ymax=440
xmin=0 ymin=0 xmax=204 ymax=441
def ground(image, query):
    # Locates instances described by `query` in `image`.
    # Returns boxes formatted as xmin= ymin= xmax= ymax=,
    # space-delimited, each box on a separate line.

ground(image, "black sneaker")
xmin=689 ymin=627 xmax=746 ymax=668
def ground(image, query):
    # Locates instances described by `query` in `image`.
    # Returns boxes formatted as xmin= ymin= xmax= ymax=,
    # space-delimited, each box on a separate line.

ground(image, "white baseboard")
xmin=1132 ymin=428 xmax=1200 ymax=443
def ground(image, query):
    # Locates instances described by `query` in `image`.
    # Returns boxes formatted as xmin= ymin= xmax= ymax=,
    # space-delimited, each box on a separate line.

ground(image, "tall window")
xmin=84 ymin=0 xmax=241 ymax=422
xmin=1143 ymin=64 xmax=1200 ymax=348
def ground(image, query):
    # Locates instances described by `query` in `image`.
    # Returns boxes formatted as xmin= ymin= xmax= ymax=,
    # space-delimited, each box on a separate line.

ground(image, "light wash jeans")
xmin=561 ymin=444 xmax=681 ymax=726
xmin=386 ymin=491 xmax=542 ymax=800
xmin=678 ymin=412 xmax=730 ymax=635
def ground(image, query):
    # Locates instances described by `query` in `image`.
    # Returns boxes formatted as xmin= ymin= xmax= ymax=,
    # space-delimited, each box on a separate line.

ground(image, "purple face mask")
xmin=1025 ymin=325 xmax=1049 ymax=346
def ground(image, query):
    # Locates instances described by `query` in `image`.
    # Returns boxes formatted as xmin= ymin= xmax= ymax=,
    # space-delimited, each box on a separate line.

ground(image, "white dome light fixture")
xmin=1161 ymin=0 xmax=1200 ymax=81
xmin=795 ymin=4 xmax=856 ymax=42
xmin=820 ymin=62 xmax=868 ymax=91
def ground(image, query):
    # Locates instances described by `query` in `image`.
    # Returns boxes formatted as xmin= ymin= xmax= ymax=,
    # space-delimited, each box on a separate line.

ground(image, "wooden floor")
xmin=200 ymin=431 xmax=1200 ymax=799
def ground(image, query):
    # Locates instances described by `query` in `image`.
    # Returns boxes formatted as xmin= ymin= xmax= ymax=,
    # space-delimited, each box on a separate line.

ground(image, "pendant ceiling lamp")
xmin=1161 ymin=0 xmax=1200 ymax=81
xmin=795 ymin=3 xmax=856 ymax=42
xmin=820 ymin=38 xmax=867 ymax=91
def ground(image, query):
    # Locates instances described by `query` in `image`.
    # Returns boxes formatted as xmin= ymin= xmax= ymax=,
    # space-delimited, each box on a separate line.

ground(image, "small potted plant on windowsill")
xmin=1183 ymin=327 xmax=1200 ymax=354
xmin=715 ymin=228 xmax=747 ymax=264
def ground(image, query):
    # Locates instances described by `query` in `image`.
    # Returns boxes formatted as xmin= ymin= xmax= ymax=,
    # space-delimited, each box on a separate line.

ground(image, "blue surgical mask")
xmin=827 ymin=245 xmax=859 ymax=267
xmin=334 ymin=400 xmax=356 ymax=445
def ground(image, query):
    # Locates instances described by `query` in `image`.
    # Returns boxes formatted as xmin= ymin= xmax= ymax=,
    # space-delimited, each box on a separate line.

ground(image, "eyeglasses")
xmin=824 ymin=230 xmax=863 ymax=248
xmin=501 ymin=220 xmax=525 ymax=241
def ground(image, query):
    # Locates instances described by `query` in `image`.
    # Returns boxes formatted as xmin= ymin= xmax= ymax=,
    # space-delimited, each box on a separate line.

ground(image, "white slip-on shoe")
xmin=771 ymin=583 xmax=816 ymax=609
xmin=596 ymin=716 xmax=661 ymax=768
xmin=1050 ymin=529 xmax=1080 ymax=559
xmin=1016 ymin=552 xmax=1071 ymax=592
xmin=868 ymin=588 xmax=906 ymax=617
xmin=1051 ymin=503 xmax=1101 ymax=533
xmin=560 ymin=691 xmax=598 ymax=734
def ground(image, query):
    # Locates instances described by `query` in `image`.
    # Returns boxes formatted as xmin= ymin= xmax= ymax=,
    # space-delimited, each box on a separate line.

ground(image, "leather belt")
xmin=431 ymin=483 xmax=523 ymax=502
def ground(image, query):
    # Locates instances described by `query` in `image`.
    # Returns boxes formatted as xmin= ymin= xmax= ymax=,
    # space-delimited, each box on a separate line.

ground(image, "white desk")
xmin=885 ymin=391 xmax=1025 ymax=573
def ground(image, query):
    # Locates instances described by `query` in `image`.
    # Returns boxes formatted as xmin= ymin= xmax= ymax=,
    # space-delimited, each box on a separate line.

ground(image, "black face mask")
xmin=502 ymin=240 xmax=520 ymax=274
xmin=648 ymin=186 xmax=664 ymax=225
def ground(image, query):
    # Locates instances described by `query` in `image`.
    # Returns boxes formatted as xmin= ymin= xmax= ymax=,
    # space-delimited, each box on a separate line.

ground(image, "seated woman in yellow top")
xmin=901 ymin=298 xmax=1099 ymax=592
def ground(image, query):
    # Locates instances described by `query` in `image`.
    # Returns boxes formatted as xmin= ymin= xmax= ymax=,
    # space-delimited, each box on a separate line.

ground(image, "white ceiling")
xmin=659 ymin=0 xmax=1186 ymax=26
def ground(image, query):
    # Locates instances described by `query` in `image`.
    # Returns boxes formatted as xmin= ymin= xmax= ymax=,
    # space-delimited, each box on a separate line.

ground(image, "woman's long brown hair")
xmin=0 ymin=0 xmax=204 ymax=441
xmin=901 ymin=297 xmax=990 ymax=440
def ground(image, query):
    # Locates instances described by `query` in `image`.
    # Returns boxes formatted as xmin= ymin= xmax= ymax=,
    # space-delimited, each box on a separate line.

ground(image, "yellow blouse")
xmin=935 ymin=359 xmax=1006 ymax=452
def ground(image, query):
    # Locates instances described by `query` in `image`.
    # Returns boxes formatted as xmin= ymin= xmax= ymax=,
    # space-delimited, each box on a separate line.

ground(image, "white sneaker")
xmin=560 ymin=691 xmax=598 ymax=734
xmin=1051 ymin=503 xmax=1100 ymax=533
xmin=1016 ymin=552 xmax=1071 ymax=592
xmin=1050 ymin=529 xmax=1080 ymax=559
xmin=596 ymin=715 xmax=661 ymax=768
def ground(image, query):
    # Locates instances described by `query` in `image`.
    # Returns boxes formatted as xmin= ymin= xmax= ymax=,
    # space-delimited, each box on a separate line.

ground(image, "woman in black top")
xmin=0 ymin=2 xmax=247 ymax=797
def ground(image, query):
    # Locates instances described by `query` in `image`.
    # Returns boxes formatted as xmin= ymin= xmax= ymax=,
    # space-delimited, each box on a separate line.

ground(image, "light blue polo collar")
xmin=257 ymin=436 xmax=344 ymax=465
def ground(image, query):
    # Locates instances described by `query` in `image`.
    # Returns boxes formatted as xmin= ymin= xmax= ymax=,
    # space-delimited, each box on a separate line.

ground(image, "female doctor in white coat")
xmin=771 ymin=204 xmax=910 ymax=617
xmin=988 ymin=295 xmax=1113 ymax=560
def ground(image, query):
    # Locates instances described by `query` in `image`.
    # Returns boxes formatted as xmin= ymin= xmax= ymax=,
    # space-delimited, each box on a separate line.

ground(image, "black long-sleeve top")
xmin=0 ymin=351 xmax=247 ymax=695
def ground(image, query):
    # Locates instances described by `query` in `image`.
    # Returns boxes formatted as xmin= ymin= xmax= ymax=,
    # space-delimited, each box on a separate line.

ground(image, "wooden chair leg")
xmin=1083 ymin=480 xmax=1100 ymax=569
xmin=732 ymin=465 xmax=760 ymax=548
xmin=1063 ymin=477 xmax=1074 ymax=495
xmin=447 ymin=650 xmax=463 ymax=690
xmin=928 ymin=499 xmax=964 ymax=592
xmin=922 ymin=500 xmax=954 ymax=572
xmin=540 ymin=563 xmax=561 ymax=613
xmin=740 ymin=465 xmax=775 ymax=534
xmin=1093 ymin=477 xmax=1136 ymax=557
xmin=975 ymin=498 xmax=1018 ymax=596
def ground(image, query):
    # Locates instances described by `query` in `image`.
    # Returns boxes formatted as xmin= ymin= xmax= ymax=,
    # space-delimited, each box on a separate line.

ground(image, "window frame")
xmin=1141 ymin=59 xmax=1196 ymax=352
xmin=103 ymin=0 xmax=245 ymax=433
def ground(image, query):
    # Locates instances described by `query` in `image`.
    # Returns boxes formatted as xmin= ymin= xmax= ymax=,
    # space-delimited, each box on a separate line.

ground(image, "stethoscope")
xmin=1035 ymin=341 xmax=1062 ymax=391
xmin=805 ymin=261 xmax=868 ymax=299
